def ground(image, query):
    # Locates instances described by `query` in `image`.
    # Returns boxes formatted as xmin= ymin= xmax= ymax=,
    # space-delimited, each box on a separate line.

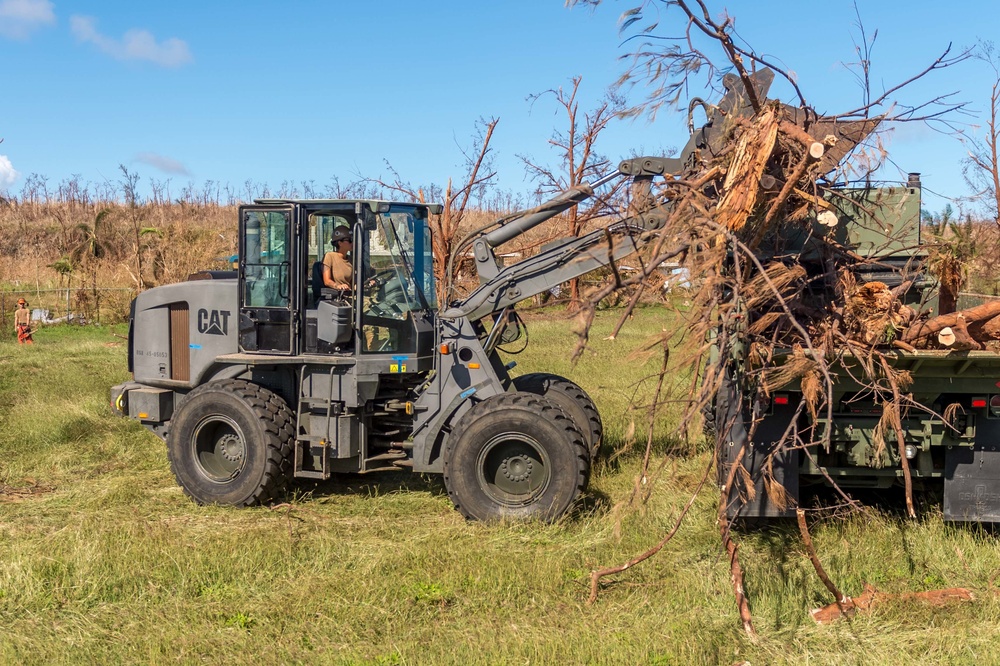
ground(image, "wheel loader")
xmin=111 ymin=161 xmax=672 ymax=521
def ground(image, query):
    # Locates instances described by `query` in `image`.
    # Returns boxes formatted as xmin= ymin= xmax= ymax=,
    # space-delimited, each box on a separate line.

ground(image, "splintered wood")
xmin=717 ymin=107 xmax=779 ymax=231
xmin=810 ymin=583 xmax=974 ymax=624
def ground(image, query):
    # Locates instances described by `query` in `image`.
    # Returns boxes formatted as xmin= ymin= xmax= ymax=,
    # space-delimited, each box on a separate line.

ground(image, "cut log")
xmin=950 ymin=314 xmax=981 ymax=350
xmin=935 ymin=316 xmax=980 ymax=350
xmin=779 ymin=120 xmax=826 ymax=160
xmin=901 ymin=300 xmax=1000 ymax=343
xmin=981 ymin=314 xmax=1000 ymax=339
xmin=817 ymin=210 xmax=838 ymax=227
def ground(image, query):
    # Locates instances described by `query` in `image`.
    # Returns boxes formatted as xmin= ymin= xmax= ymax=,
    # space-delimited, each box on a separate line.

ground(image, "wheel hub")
xmin=218 ymin=434 xmax=244 ymax=462
xmin=501 ymin=456 xmax=533 ymax=483
xmin=476 ymin=432 xmax=551 ymax=506
xmin=192 ymin=415 xmax=247 ymax=483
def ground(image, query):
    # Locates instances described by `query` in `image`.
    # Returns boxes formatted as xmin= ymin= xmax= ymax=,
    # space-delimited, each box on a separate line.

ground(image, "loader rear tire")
xmin=512 ymin=373 xmax=603 ymax=460
xmin=167 ymin=379 xmax=294 ymax=507
xmin=443 ymin=393 xmax=590 ymax=522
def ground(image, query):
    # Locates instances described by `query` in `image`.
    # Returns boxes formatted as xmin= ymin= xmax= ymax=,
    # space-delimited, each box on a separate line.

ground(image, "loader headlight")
xmin=904 ymin=444 xmax=918 ymax=460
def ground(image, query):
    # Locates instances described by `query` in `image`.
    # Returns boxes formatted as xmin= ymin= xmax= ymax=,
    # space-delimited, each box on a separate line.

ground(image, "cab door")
xmin=238 ymin=205 xmax=297 ymax=353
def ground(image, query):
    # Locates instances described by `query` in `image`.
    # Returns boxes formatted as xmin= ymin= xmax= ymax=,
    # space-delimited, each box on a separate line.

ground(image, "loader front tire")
xmin=512 ymin=373 xmax=603 ymax=460
xmin=443 ymin=393 xmax=590 ymax=522
xmin=167 ymin=379 xmax=294 ymax=507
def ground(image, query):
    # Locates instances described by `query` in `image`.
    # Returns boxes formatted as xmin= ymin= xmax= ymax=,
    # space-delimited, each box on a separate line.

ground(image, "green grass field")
xmin=1 ymin=310 xmax=998 ymax=665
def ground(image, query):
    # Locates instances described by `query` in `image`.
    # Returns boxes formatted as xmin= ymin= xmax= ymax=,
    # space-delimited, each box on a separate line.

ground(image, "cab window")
xmin=243 ymin=210 xmax=290 ymax=308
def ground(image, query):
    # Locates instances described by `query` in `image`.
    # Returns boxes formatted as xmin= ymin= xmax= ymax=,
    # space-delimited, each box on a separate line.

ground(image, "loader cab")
xmin=237 ymin=199 xmax=438 ymax=364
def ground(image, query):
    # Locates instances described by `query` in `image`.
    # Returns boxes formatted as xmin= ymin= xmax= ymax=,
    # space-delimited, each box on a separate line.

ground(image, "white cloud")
xmin=0 ymin=155 xmax=19 ymax=189
xmin=0 ymin=0 xmax=55 ymax=40
xmin=135 ymin=152 xmax=190 ymax=176
xmin=70 ymin=15 xmax=193 ymax=68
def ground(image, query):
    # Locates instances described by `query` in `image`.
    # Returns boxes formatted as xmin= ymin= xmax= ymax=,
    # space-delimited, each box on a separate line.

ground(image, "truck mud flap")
xmin=717 ymin=376 xmax=798 ymax=519
xmin=944 ymin=419 xmax=1000 ymax=522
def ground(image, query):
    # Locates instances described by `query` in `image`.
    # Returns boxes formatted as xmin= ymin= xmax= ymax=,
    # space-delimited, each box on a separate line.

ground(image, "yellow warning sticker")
xmin=390 ymin=363 xmax=407 ymax=373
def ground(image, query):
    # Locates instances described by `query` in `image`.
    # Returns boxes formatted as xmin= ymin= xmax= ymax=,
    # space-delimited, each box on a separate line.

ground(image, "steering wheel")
xmin=365 ymin=268 xmax=398 ymax=295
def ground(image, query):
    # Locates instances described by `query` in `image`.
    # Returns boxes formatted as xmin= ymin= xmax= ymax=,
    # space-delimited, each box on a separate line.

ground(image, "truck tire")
xmin=512 ymin=373 xmax=603 ymax=460
xmin=166 ymin=379 xmax=294 ymax=507
xmin=443 ymin=393 xmax=590 ymax=522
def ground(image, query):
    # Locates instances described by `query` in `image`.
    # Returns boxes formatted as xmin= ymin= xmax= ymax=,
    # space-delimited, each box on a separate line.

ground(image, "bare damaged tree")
xmin=962 ymin=41 xmax=1000 ymax=228
xmin=119 ymin=165 xmax=150 ymax=290
xmin=369 ymin=117 xmax=499 ymax=302
xmin=520 ymin=77 xmax=625 ymax=309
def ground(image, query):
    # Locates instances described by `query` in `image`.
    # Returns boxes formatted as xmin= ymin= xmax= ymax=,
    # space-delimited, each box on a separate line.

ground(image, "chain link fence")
xmin=1 ymin=287 xmax=136 ymax=337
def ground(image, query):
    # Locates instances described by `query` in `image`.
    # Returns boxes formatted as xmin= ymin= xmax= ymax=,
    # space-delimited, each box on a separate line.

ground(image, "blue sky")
xmin=1 ymin=1 xmax=998 ymax=213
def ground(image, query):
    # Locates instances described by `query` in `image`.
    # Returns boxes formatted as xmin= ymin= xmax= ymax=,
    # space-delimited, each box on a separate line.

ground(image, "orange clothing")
xmin=15 ymin=307 xmax=32 ymax=343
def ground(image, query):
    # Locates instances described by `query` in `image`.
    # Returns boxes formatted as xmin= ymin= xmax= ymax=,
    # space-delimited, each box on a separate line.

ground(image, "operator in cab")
xmin=322 ymin=226 xmax=353 ymax=292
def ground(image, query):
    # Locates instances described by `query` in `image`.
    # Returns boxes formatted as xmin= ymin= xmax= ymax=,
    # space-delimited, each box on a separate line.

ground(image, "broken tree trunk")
xmin=716 ymin=108 xmax=779 ymax=231
xmin=902 ymin=300 xmax=1000 ymax=344
xmin=968 ymin=312 xmax=1000 ymax=341
xmin=778 ymin=120 xmax=826 ymax=160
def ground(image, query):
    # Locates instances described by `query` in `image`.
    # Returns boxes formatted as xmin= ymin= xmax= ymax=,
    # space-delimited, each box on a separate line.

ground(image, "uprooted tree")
xmin=567 ymin=0 xmax=977 ymax=634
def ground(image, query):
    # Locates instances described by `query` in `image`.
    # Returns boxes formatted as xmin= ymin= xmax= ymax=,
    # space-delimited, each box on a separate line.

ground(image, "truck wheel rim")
xmin=192 ymin=415 xmax=247 ymax=483
xmin=476 ymin=433 xmax=550 ymax=506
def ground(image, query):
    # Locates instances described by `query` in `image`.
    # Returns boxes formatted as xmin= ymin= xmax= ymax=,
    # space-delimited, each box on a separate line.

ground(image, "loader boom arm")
xmin=441 ymin=162 xmax=670 ymax=321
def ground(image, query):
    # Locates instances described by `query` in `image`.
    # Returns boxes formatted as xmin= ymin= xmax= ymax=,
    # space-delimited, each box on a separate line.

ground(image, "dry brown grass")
xmin=0 ymin=199 xmax=236 ymax=290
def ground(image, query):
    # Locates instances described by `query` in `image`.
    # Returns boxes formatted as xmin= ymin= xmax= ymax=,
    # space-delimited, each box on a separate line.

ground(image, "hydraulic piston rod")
xmin=482 ymin=170 xmax=623 ymax=249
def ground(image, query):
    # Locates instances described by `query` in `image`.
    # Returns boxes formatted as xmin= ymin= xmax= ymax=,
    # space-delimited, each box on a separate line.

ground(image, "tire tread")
xmin=442 ymin=392 xmax=590 ymax=521
xmin=168 ymin=379 xmax=295 ymax=507
xmin=512 ymin=372 xmax=603 ymax=459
